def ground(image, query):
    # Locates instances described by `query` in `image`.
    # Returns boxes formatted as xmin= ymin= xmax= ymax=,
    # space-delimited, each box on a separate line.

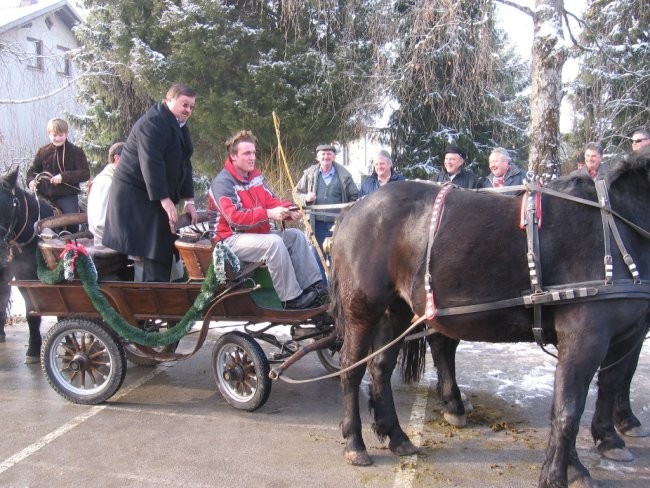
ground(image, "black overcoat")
xmin=103 ymin=102 xmax=194 ymax=262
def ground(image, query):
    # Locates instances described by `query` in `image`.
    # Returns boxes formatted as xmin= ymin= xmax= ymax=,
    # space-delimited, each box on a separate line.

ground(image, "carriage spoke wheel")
xmin=42 ymin=318 xmax=127 ymax=405
xmin=212 ymin=331 xmax=271 ymax=411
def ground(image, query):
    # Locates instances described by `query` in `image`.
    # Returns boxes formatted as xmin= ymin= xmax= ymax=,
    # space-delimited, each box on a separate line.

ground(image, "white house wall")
xmin=0 ymin=8 xmax=84 ymax=178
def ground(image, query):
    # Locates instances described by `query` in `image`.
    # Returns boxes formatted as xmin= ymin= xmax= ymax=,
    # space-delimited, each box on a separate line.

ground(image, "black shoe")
xmin=284 ymin=289 xmax=319 ymax=309
xmin=307 ymin=281 xmax=329 ymax=299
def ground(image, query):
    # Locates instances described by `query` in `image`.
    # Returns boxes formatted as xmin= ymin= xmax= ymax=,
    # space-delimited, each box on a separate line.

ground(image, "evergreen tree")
xmin=384 ymin=0 xmax=530 ymax=178
xmin=74 ymin=0 xmax=374 ymax=180
xmin=568 ymin=0 xmax=650 ymax=154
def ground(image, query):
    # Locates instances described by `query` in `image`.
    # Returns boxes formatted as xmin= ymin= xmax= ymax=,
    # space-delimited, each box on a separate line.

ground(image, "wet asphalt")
xmin=1 ymin=316 xmax=649 ymax=488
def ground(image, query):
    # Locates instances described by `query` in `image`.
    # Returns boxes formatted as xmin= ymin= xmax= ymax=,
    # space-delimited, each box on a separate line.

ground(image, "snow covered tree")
xmin=74 ymin=0 xmax=373 ymax=176
xmin=568 ymin=0 xmax=650 ymax=154
xmin=385 ymin=0 xmax=531 ymax=177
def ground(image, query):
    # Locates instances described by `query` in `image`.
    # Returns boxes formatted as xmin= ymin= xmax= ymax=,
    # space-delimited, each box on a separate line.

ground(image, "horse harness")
xmin=0 ymin=185 xmax=47 ymax=261
xmin=422 ymin=181 xmax=650 ymax=346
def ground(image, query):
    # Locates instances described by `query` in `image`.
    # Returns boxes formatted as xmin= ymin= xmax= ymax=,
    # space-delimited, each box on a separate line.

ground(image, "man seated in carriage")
xmin=208 ymin=130 xmax=326 ymax=310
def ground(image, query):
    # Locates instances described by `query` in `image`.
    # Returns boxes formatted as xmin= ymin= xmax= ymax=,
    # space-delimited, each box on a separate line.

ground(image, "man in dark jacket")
xmin=480 ymin=147 xmax=526 ymax=191
xmin=103 ymin=84 xmax=198 ymax=282
xmin=432 ymin=145 xmax=478 ymax=188
xmin=359 ymin=149 xmax=406 ymax=197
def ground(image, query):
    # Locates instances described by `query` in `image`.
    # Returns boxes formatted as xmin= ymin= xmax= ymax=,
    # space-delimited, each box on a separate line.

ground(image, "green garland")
xmin=36 ymin=243 xmax=240 ymax=347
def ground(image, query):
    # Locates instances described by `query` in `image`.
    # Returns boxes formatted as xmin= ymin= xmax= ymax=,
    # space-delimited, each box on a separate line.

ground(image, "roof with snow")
xmin=0 ymin=0 xmax=82 ymax=35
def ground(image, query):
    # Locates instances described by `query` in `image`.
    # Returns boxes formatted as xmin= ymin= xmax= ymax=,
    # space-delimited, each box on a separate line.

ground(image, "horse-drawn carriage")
xmin=5 ymin=203 xmax=339 ymax=412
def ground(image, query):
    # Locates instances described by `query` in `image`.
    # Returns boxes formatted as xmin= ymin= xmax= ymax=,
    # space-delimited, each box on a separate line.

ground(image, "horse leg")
xmin=427 ymin=333 xmax=468 ymax=427
xmin=367 ymin=305 xmax=418 ymax=457
xmin=591 ymin=323 xmax=648 ymax=461
xmin=341 ymin=320 xmax=375 ymax=466
xmin=539 ymin=322 xmax=605 ymax=488
xmin=613 ymin=320 xmax=649 ymax=438
xmin=20 ymin=289 xmax=41 ymax=363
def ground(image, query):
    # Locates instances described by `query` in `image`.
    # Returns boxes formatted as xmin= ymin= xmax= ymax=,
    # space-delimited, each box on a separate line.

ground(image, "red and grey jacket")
xmin=208 ymin=158 xmax=293 ymax=241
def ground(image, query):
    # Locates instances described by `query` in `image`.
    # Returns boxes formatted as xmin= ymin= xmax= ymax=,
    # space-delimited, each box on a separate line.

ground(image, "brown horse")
xmin=0 ymin=167 xmax=55 ymax=362
xmin=329 ymin=148 xmax=650 ymax=487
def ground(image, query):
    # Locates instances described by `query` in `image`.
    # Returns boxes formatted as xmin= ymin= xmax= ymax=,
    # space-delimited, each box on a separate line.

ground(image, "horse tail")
xmin=399 ymin=335 xmax=427 ymax=384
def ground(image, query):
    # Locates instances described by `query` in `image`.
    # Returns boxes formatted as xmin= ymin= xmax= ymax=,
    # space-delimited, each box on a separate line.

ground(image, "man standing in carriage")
xmin=102 ymin=84 xmax=198 ymax=282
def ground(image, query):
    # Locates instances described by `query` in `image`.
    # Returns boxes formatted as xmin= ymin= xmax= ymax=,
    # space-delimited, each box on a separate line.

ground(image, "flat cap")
xmin=316 ymin=144 xmax=337 ymax=153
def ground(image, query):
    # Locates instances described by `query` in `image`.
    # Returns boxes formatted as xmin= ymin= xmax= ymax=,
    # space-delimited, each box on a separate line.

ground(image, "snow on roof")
xmin=0 ymin=0 xmax=82 ymax=34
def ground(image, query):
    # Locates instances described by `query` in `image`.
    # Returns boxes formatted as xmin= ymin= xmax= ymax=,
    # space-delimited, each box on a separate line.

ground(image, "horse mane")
xmin=607 ymin=146 xmax=650 ymax=189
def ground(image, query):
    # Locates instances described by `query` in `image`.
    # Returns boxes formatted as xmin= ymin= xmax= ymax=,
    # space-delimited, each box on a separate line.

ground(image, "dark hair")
xmin=226 ymin=130 xmax=257 ymax=155
xmin=584 ymin=142 xmax=603 ymax=156
xmin=165 ymin=83 xmax=197 ymax=101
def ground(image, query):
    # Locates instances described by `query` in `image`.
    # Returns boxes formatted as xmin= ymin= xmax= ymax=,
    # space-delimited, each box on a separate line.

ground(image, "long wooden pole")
xmin=272 ymin=112 xmax=329 ymax=273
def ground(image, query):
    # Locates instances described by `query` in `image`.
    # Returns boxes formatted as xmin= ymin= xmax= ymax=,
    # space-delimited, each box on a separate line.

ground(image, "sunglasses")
xmin=632 ymin=138 xmax=648 ymax=143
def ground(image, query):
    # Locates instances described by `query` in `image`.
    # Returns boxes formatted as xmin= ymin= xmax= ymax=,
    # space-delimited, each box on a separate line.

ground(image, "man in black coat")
xmin=432 ymin=144 xmax=478 ymax=189
xmin=103 ymin=84 xmax=198 ymax=281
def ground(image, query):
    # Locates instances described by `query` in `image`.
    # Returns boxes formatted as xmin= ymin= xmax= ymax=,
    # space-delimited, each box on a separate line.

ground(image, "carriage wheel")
xmin=212 ymin=331 xmax=271 ymax=411
xmin=316 ymin=337 xmax=342 ymax=374
xmin=41 ymin=318 xmax=127 ymax=405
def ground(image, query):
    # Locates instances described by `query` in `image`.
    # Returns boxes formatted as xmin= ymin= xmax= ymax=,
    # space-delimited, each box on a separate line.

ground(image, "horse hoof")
xmin=568 ymin=477 xmax=597 ymax=488
xmin=600 ymin=447 xmax=634 ymax=462
xmin=390 ymin=440 xmax=418 ymax=457
xmin=344 ymin=450 xmax=373 ymax=466
xmin=620 ymin=425 xmax=649 ymax=438
xmin=24 ymin=355 xmax=40 ymax=365
xmin=444 ymin=412 xmax=467 ymax=428
xmin=459 ymin=392 xmax=474 ymax=412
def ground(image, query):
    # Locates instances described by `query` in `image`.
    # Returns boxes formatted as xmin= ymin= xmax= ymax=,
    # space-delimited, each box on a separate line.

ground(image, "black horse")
xmin=0 ymin=167 xmax=55 ymax=362
xmin=329 ymin=148 xmax=650 ymax=487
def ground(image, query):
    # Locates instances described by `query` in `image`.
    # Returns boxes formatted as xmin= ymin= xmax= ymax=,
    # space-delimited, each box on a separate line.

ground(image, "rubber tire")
xmin=212 ymin=331 xmax=271 ymax=411
xmin=316 ymin=338 xmax=342 ymax=374
xmin=41 ymin=318 xmax=127 ymax=405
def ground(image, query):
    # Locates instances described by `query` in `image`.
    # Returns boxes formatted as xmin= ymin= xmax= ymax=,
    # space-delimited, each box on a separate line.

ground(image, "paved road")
xmin=1 ymin=318 xmax=649 ymax=488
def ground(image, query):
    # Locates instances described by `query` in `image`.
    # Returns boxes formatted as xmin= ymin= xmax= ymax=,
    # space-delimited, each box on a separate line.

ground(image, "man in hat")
xmin=295 ymin=144 xmax=358 ymax=281
xmin=433 ymin=145 xmax=478 ymax=188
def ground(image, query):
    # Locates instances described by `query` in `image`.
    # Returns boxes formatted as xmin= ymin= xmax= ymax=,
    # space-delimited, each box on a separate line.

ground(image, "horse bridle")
xmin=0 ymin=185 xmax=38 ymax=261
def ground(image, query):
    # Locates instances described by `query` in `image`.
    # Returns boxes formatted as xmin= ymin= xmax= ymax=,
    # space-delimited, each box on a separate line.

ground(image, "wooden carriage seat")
xmin=174 ymin=238 xmax=253 ymax=282
xmin=38 ymin=237 xmax=129 ymax=280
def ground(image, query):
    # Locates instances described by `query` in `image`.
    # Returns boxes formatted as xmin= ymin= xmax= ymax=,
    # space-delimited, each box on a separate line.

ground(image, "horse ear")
xmin=4 ymin=166 xmax=20 ymax=188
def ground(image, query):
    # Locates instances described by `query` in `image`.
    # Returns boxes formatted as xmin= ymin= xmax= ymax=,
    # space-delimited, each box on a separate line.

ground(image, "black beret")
xmin=444 ymin=145 xmax=466 ymax=160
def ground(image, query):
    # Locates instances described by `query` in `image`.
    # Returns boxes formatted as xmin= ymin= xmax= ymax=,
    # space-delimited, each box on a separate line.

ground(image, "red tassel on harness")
xmin=59 ymin=242 xmax=88 ymax=273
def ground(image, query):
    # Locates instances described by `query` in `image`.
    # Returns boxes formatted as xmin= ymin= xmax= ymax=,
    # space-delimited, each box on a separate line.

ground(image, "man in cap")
xmin=295 ymin=144 xmax=358 ymax=280
xmin=432 ymin=144 xmax=478 ymax=189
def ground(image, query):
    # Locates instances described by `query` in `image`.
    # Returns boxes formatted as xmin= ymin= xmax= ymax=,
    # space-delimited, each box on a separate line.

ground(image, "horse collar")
xmin=424 ymin=184 xmax=454 ymax=319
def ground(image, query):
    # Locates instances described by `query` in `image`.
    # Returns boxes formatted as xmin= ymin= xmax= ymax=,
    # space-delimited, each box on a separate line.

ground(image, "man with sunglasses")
xmin=631 ymin=129 xmax=650 ymax=152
